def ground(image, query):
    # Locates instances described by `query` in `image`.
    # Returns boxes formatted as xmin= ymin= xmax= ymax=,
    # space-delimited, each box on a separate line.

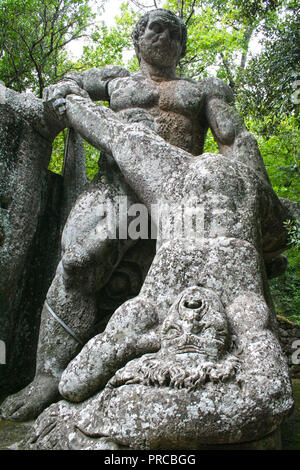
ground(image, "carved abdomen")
xmin=150 ymin=108 xmax=207 ymax=156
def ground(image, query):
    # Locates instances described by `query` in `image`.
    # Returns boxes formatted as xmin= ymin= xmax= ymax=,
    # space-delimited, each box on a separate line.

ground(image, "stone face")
xmin=25 ymin=285 xmax=293 ymax=450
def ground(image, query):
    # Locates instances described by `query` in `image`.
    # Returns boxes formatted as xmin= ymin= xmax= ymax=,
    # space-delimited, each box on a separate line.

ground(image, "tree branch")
xmin=240 ymin=25 xmax=255 ymax=70
xmin=185 ymin=0 xmax=197 ymax=26
xmin=220 ymin=51 xmax=235 ymax=89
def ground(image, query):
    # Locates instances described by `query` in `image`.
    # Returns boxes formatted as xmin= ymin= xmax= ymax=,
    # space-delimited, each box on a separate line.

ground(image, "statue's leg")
xmin=0 ymin=176 xmax=136 ymax=421
xmin=0 ymin=263 xmax=99 ymax=421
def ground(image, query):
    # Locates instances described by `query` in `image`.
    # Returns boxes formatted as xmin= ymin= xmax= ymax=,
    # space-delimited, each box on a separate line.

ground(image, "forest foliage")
xmin=0 ymin=0 xmax=299 ymax=319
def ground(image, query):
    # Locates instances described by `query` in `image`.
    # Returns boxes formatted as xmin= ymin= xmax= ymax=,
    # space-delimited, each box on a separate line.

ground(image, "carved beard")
xmin=138 ymin=38 xmax=181 ymax=67
xmin=107 ymin=286 xmax=238 ymax=392
xmin=108 ymin=351 xmax=240 ymax=392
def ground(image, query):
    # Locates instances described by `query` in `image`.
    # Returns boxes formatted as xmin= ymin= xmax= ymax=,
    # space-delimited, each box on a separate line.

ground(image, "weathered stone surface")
xmin=0 ymin=145 xmax=155 ymax=420
xmin=60 ymin=128 xmax=89 ymax=227
xmin=0 ymin=87 xmax=86 ymax=400
xmin=277 ymin=316 xmax=300 ymax=379
xmin=20 ymin=92 xmax=293 ymax=448
xmin=24 ymin=285 xmax=293 ymax=449
xmin=0 ymin=9 xmax=294 ymax=450
xmin=0 ymin=89 xmax=53 ymax=398
xmin=279 ymin=197 xmax=300 ymax=222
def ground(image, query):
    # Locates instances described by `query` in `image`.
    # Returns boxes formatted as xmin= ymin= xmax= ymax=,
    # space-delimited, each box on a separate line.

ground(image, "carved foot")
xmin=0 ymin=375 xmax=60 ymax=422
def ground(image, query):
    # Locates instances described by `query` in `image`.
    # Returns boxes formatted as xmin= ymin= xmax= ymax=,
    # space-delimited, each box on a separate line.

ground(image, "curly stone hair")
xmin=132 ymin=9 xmax=187 ymax=63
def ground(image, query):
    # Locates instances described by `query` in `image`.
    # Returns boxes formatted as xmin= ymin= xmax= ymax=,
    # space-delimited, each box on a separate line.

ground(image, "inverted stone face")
xmin=23 ymin=236 xmax=293 ymax=449
xmin=25 ymin=286 xmax=293 ymax=449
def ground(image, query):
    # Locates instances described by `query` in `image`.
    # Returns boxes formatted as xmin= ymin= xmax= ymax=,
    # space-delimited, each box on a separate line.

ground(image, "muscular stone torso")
xmin=108 ymin=73 xmax=207 ymax=155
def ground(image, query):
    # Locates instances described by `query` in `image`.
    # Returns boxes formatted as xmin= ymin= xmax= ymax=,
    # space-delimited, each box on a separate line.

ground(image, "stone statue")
xmin=1 ymin=9 xmax=294 ymax=446
xmin=23 ymin=91 xmax=293 ymax=448
xmin=0 ymin=84 xmax=81 ymax=400
xmin=25 ymin=287 xmax=292 ymax=449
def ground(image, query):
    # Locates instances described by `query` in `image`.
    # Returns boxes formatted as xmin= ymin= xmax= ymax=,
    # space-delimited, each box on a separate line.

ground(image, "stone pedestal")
xmin=195 ymin=428 xmax=282 ymax=450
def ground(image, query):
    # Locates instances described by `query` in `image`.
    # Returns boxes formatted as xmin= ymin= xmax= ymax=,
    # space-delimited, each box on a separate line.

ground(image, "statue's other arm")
xmin=60 ymin=65 xmax=130 ymax=101
xmin=43 ymin=65 xmax=130 ymax=104
xmin=204 ymin=78 xmax=271 ymax=184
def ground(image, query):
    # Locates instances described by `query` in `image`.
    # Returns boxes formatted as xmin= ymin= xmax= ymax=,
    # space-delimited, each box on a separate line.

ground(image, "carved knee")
xmin=61 ymin=237 xmax=121 ymax=293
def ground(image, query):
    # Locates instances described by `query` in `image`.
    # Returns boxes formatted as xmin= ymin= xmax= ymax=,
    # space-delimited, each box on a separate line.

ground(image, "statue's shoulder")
xmin=84 ymin=65 xmax=131 ymax=83
xmin=198 ymin=77 xmax=234 ymax=103
xmin=107 ymin=71 xmax=150 ymax=92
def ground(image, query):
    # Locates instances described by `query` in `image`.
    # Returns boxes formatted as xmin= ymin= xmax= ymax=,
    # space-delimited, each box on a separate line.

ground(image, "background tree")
xmin=0 ymin=0 xmax=95 ymax=97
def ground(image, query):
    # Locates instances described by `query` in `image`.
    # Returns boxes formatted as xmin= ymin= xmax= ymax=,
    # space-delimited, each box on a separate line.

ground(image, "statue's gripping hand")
xmin=43 ymin=80 xmax=89 ymax=119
